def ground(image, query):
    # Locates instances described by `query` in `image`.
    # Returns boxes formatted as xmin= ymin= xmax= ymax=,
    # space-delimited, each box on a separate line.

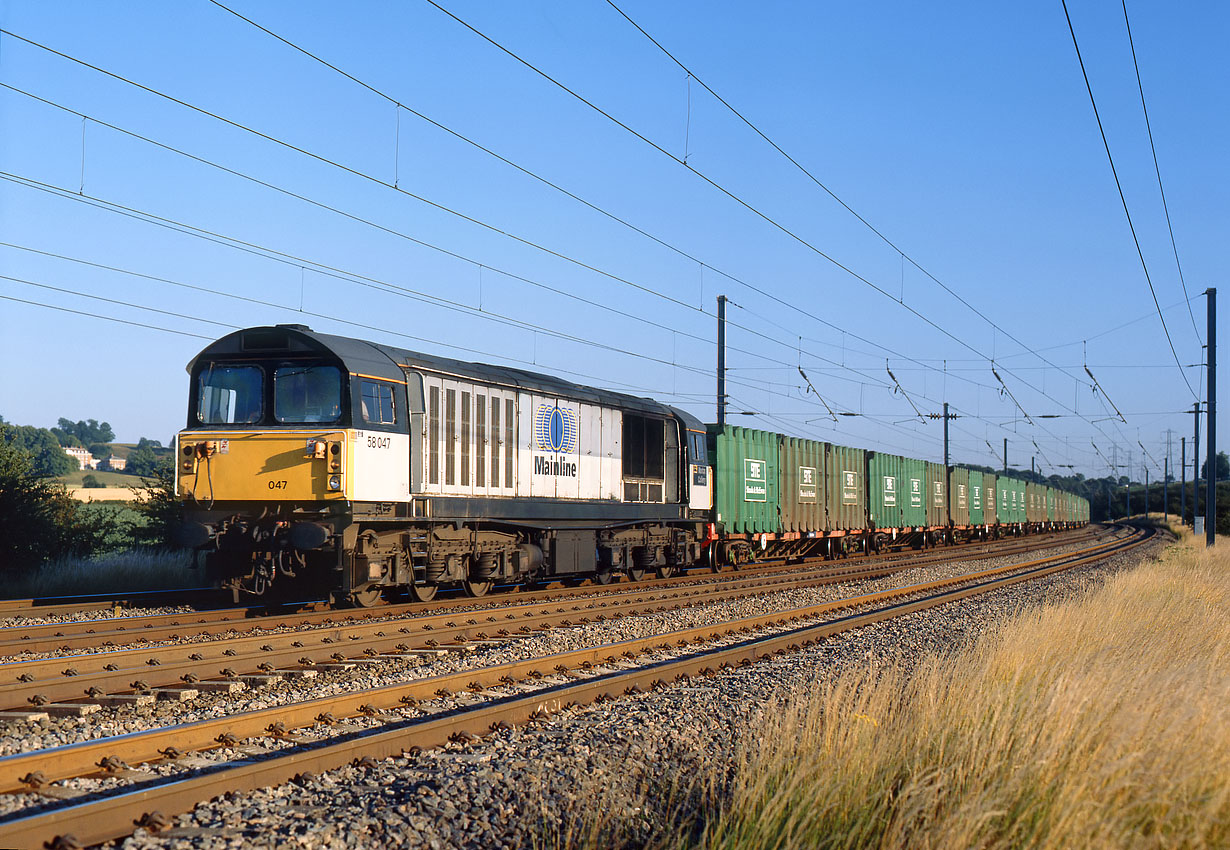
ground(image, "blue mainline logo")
xmin=534 ymin=404 xmax=578 ymax=453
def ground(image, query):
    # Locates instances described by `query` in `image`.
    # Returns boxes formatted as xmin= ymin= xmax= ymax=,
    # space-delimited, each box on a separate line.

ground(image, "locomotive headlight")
xmin=328 ymin=474 xmax=343 ymax=491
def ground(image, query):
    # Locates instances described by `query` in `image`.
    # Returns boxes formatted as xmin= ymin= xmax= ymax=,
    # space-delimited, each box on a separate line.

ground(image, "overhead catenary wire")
xmin=0 ymin=27 xmax=1029 ymax=410
xmin=1059 ymin=0 xmax=1198 ymax=402
xmin=1120 ymin=0 xmax=1201 ymax=348
xmin=1 ymin=71 xmax=1049 ymax=436
xmin=418 ymin=2 xmax=1106 ymax=422
xmin=0 ymin=293 xmax=212 ymax=340
xmin=0 ymin=231 xmax=888 ymax=430
xmin=2 ymin=23 xmax=1117 ymax=448
xmin=603 ymin=0 xmax=1103 ymax=405
xmin=0 ymin=65 xmax=938 ymax=401
xmin=0 ymin=16 xmax=1173 ymax=479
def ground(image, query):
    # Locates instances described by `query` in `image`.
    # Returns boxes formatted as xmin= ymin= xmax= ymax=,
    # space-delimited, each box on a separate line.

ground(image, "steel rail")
xmin=0 ymin=527 xmax=1092 ymax=630
xmin=0 ymin=526 xmax=1148 ymax=850
xmin=0 ymin=559 xmax=920 ymax=710
xmin=0 ymin=527 xmax=1102 ymax=654
xmin=0 ymin=530 xmax=1120 ymax=712
xmin=0 ymin=527 xmax=1147 ymax=815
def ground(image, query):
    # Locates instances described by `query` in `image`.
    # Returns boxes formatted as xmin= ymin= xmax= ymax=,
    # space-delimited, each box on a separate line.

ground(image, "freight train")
xmin=174 ymin=325 xmax=1088 ymax=606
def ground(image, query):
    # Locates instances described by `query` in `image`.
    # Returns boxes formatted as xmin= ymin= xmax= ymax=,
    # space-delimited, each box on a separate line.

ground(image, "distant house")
xmin=64 ymin=446 xmax=97 ymax=470
xmin=98 ymin=455 xmax=127 ymax=472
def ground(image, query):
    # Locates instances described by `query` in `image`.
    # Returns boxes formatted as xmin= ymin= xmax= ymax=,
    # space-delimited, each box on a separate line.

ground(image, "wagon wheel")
xmin=592 ymin=569 xmax=614 ymax=585
xmin=408 ymin=581 xmax=439 ymax=603
xmin=462 ymin=578 xmax=494 ymax=598
xmin=655 ymin=564 xmax=674 ymax=579
xmin=347 ymin=587 xmax=384 ymax=608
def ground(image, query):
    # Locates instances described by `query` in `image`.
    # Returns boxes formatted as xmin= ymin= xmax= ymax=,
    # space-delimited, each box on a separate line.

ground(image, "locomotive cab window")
xmin=359 ymin=380 xmax=397 ymax=425
xmin=688 ymin=431 xmax=706 ymax=466
xmin=197 ymin=364 xmax=263 ymax=424
xmin=274 ymin=365 xmax=342 ymax=424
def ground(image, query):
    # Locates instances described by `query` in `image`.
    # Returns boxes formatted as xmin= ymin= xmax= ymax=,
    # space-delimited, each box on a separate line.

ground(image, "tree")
xmin=88 ymin=442 xmax=111 ymax=460
xmin=81 ymin=474 xmax=105 ymax=488
xmin=125 ymin=443 xmax=170 ymax=477
xmin=1201 ymin=451 xmax=1230 ymax=482
xmin=54 ymin=418 xmax=115 ymax=445
xmin=1 ymin=424 xmax=75 ymax=478
xmin=136 ymin=437 xmax=162 ymax=449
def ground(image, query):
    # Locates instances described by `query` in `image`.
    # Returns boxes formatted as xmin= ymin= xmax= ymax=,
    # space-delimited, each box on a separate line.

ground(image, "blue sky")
xmin=1 ymin=1 xmax=1225 ymax=481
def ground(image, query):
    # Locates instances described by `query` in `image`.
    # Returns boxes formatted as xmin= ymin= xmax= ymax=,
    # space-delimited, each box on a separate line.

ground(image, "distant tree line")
xmin=50 ymin=418 xmax=115 ymax=447
xmin=0 ymin=414 xmax=171 ymax=478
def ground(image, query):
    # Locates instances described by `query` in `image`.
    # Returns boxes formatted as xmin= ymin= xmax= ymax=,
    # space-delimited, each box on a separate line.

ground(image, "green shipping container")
xmin=708 ymin=424 xmax=779 ymax=534
xmin=1026 ymin=482 xmax=1045 ymax=523
xmin=983 ymin=473 xmax=998 ymax=525
xmin=779 ymin=436 xmax=825 ymax=534
xmin=949 ymin=467 xmax=970 ymax=526
xmin=1011 ymin=478 xmax=1027 ymax=523
xmin=826 ymin=442 xmax=867 ymax=532
xmin=925 ymin=461 xmax=947 ymax=527
xmin=867 ymin=452 xmax=924 ymax=529
xmin=902 ymin=456 xmax=926 ymax=528
xmin=969 ymin=470 xmax=984 ymax=525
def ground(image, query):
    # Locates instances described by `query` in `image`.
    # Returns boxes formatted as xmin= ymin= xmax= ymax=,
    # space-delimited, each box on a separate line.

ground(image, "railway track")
xmin=0 ymin=526 xmax=1099 ymax=642
xmin=0 ymin=589 xmax=227 ymax=621
xmin=0 ymin=529 xmax=1107 ymax=716
xmin=0 ymin=524 xmax=1152 ymax=849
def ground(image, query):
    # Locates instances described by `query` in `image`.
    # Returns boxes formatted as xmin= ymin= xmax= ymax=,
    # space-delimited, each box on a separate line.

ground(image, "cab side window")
xmin=360 ymin=380 xmax=397 ymax=425
xmin=689 ymin=432 xmax=706 ymax=465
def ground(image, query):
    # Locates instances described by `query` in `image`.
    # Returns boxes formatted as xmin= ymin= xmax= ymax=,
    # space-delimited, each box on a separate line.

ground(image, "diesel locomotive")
xmin=175 ymin=325 xmax=1088 ymax=606
xmin=176 ymin=324 xmax=715 ymax=606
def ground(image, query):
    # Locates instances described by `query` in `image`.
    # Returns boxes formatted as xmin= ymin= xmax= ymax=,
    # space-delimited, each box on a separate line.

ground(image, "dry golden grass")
xmin=687 ymin=529 xmax=1229 ymax=850
xmin=562 ymin=529 xmax=1227 ymax=850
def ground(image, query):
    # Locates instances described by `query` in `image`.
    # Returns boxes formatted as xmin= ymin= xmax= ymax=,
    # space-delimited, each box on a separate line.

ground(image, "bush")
xmin=81 ymin=473 xmax=105 ymax=488
xmin=0 ymin=442 xmax=133 ymax=572
xmin=130 ymin=467 xmax=183 ymax=547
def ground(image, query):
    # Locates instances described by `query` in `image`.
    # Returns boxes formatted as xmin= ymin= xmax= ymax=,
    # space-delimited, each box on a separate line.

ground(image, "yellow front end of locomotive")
xmin=176 ymin=430 xmax=351 ymax=502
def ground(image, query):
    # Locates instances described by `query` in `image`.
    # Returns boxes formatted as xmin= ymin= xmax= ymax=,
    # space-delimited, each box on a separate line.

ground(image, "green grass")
xmin=2 ymin=548 xmax=199 ymax=598
xmin=56 ymin=468 xmax=142 ymax=488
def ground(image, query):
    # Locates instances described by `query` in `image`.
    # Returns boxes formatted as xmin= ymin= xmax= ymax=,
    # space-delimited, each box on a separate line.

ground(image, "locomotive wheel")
xmin=626 ymin=566 xmax=647 ymax=582
xmin=462 ymin=578 xmax=494 ymax=597
xmin=348 ymin=587 xmax=383 ymax=608
xmin=408 ymin=581 xmax=439 ymax=602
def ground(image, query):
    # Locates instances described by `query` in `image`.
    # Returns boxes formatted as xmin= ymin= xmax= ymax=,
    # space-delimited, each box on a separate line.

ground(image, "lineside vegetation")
xmin=569 ymin=528 xmax=1227 ymax=849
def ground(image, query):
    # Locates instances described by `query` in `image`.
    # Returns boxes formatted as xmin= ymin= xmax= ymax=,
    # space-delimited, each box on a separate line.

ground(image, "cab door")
xmin=686 ymin=429 xmax=712 ymax=510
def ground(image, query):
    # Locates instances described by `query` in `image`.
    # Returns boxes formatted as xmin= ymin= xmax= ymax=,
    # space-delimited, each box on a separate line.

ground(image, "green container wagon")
xmin=867 ymin=452 xmax=904 ymax=529
xmin=925 ymin=461 xmax=947 ymax=526
xmin=1011 ymin=478 xmax=1027 ymax=524
xmin=708 ymin=424 xmax=779 ymax=534
xmin=1026 ymin=482 xmax=1045 ymax=524
xmin=998 ymin=477 xmax=1018 ymax=524
xmin=902 ymin=456 xmax=926 ymax=528
xmin=825 ymin=443 xmax=866 ymax=532
xmin=969 ymin=470 xmax=985 ymax=525
xmin=779 ymin=436 xmax=825 ymax=534
xmin=950 ymin=467 xmax=970 ymax=526
xmin=1047 ymin=487 xmax=1056 ymax=523
xmin=983 ymin=473 xmax=998 ymax=525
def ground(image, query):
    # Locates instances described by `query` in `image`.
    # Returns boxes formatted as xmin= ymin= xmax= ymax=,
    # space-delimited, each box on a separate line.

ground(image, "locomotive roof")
xmin=189 ymin=325 xmax=703 ymax=428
